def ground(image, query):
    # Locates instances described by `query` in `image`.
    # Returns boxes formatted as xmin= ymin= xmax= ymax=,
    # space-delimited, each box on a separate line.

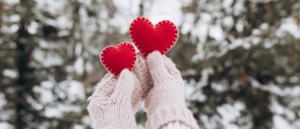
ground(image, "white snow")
xmin=74 ymin=57 xmax=84 ymax=75
xmin=3 ymin=0 xmax=19 ymax=5
xmin=2 ymin=69 xmax=18 ymax=78
xmin=0 ymin=122 xmax=14 ymax=129
xmin=217 ymin=102 xmax=245 ymax=128
xmin=276 ymin=18 xmax=300 ymax=39
xmin=273 ymin=115 xmax=293 ymax=129
xmin=0 ymin=93 xmax=7 ymax=109
xmin=9 ymin=15 xmax=21 ymax=22
xmin=209 ymin=25 xmax=224 ymax=41
xmin=28 ymin=21 xmax=39 ymax=34
xmin=44 ymin=104 xmax=81 ymax=118
xmin=32 ymin=47 xmax=63 ymax=67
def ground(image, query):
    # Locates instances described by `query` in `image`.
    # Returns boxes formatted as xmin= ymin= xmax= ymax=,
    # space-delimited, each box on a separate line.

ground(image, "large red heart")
xmin=100 ymin=42 xmax=136 ymax=76
xmin=129 ymin=17 xmax=178 ymax=58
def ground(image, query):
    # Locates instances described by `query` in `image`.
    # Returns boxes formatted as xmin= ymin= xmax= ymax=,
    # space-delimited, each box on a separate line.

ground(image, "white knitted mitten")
xmin=144 ymin=51 xmax=199 ymax=129
xmin=133 ymin=51 xmax=153 ymax=99
xmin=87 ymin=70 xmax=137 ymax=129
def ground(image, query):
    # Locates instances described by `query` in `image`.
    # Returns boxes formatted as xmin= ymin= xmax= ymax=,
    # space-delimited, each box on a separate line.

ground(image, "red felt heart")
xmin=100 ymin=42 xmax=136 ymax=76
xmin=129 ymin=17 xmax=178 ymax=58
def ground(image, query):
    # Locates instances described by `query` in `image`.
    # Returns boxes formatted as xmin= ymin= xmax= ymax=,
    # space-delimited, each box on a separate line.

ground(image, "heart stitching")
xmin=129 ymin=17 xmax=178 ymax=58
xmin=100 ymin=42 xmax=136 ymax=76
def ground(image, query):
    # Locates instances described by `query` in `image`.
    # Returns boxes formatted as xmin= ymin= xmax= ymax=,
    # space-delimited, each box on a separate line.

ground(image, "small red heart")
xmin=129 ymin=17 xmax=178 ymax=58
xmin=100 ymin=42 xmax=136 ymax=76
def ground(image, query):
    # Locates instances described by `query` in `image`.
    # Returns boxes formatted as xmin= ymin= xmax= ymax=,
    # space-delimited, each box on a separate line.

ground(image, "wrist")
xmin=146 ymin=104 xmax=199 ymax=129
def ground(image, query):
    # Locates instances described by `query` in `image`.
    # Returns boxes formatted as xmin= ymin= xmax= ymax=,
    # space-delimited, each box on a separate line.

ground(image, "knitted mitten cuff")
xmin=146 ymin=104 xmax=198 ymax=129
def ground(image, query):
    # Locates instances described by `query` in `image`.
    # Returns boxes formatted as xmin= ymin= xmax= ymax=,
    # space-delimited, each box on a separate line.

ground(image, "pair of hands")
xmin=87 ymin=51 xmax=186 ymax=129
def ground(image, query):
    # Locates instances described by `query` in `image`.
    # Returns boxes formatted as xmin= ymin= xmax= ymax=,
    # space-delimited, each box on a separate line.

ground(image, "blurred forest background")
xmin=1 ymin=0 xmax=300 ymax=129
